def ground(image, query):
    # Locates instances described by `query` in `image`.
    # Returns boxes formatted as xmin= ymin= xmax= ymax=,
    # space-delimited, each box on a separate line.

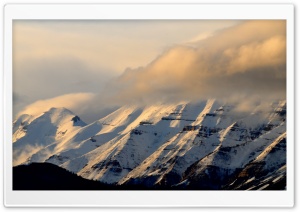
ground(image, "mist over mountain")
xmin=16 ymin=20 xmax=286 ymax=123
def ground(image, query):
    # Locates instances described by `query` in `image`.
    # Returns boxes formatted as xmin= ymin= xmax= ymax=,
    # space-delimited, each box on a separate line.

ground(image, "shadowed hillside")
xmin=13 ymin=163 xmax=114 ymax=190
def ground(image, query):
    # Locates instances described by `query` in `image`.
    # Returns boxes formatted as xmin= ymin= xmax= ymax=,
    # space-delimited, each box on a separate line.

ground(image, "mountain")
xmin=13 ymin=107 xmax=86 ymax=166
xmin=12 ymin=100 xmax=286 ymax=190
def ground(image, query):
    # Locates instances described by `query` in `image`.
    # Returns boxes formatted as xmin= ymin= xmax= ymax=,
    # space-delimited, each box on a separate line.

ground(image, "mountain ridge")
xmin=13 ymin=100 xmax=286 ymax=190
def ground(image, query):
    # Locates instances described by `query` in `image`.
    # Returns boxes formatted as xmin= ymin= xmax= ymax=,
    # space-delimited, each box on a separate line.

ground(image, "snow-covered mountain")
xmin=13 ymin=100 xmax=286 ymax=190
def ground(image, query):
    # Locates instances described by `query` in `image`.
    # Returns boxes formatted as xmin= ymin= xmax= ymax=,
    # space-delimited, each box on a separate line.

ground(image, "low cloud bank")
xmin=99 ymin=21 xmax=286 ymax=110
xmin=19 ymin=21 xmax=286 ymax=122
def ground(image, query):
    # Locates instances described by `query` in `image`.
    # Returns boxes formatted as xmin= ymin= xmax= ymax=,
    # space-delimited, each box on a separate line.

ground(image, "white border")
xmin=3 ymin=4 xmax=294 ymax=207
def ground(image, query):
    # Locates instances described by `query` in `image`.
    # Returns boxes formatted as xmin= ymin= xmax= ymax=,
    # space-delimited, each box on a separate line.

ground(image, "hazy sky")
xmin=13 ymin=20 xmax=286 ymax=122
xmin=13 ymin=20 xmax=239 ymax=118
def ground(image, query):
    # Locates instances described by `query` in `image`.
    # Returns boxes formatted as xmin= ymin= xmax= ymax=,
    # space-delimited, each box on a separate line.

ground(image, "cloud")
xmin=18 ymin=93 xmax=96 ymax=119
xmin=13 ymin=92 xmax=31 ymax=117
xmin=185 ymin=31 xmax=214 ymax=43
xmin=223 ymin=35 xmax=286 ymax=74
xmin=13 ymin=56 xmax=114 ymax=118
xmin=13 ymin=20 xmax=239 ymax=122
xmin=15 ymin=20 xmax=286 ymax=122
xmin=99 ymin=20 xmax=286 ymax=109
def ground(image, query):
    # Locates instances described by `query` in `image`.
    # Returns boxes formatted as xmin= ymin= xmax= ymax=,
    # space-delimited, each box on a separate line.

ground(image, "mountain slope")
xmin=13 ymin=107 xmax=86 ymax=166
xmin=13 ymin=100 xmax=287 ymax=189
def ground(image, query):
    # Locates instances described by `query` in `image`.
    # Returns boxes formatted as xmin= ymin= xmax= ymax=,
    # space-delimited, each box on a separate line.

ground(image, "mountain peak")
xmin=42 ymin=107 xmax=88 ymax=127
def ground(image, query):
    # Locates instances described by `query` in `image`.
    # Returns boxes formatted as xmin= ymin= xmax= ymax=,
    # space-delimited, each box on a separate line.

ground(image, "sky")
xmin=13 ymin=20 xmax=286 ymax=123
